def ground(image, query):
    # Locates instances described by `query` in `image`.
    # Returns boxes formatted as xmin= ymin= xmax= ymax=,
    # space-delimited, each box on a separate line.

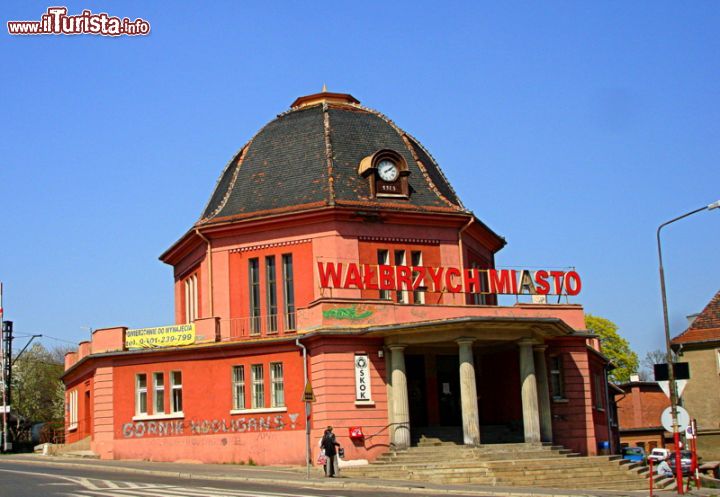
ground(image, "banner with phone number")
xmin=125 ymin=324 xmax=195 ymax=349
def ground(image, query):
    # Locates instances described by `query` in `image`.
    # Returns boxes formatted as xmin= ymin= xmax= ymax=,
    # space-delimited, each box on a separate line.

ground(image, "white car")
xmin=648 ymin=448 xmax=670 ymax=462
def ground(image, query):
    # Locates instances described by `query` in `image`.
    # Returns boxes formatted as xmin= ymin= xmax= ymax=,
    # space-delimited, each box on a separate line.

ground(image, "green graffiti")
xmin=322 ymin=306 xmax=373 ymax=320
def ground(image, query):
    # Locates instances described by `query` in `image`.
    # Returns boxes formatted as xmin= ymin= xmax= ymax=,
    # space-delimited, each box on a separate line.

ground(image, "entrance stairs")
xmin=342 ymin=438 xmax=670 ymax=491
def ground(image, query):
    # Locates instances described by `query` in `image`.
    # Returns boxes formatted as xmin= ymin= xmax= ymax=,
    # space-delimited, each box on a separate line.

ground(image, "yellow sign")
xmin=302 ymin=382 xmax=316 ymax=403
xmin=125 ymin=324 xmax=196 ymax=349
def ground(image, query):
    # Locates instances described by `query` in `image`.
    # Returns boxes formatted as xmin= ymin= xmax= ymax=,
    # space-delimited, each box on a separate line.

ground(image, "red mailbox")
xmin=349 ymin=426 xmax=364 ymax=440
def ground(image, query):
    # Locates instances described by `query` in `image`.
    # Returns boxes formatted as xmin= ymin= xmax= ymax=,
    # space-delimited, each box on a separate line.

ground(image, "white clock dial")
xmin=377 ymin=160 xmax=399 ymax=182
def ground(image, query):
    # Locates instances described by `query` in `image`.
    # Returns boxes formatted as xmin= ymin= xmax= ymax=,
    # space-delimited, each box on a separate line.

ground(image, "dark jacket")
xmin=321 ymin=432 xmax=339 ymax=456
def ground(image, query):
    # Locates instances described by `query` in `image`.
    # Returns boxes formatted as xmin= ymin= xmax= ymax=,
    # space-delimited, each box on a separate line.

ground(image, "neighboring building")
xmin=672 ymin=289 xmax=720 ymax=459
xmin=614 ymin=375 xmax=670 ymax=451
xmin=62 ymin=90 xmax=615 ymax=464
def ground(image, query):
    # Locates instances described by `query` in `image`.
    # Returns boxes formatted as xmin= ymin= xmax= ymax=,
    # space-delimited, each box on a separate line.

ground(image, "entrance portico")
xmin=379 ymin=316 xmax=569 ymax=448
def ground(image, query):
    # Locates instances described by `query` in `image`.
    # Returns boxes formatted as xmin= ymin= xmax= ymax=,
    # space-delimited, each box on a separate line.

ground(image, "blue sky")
xmin=1 ymin=1 xmax=718 ymax=364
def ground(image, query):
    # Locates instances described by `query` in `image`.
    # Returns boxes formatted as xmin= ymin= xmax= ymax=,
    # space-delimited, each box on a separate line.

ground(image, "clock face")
xmin=377 ymin=159 xmax=399 ymax=182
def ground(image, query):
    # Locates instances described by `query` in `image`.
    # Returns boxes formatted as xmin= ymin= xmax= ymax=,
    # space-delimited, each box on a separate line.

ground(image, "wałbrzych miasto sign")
xmin=317 ymin=262 xmax=582 ymax=296
xmin=125 ymin=324 xmax=196 ymax=349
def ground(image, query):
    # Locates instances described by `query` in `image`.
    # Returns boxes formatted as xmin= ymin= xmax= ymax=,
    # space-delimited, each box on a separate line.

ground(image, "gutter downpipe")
xmin=296 ymin=338 xmax=310 ymax=479
xmin=457 ymin=216 xmax=474 ymax=301
xmin=194 ymin=229 xmax=214 ymax=318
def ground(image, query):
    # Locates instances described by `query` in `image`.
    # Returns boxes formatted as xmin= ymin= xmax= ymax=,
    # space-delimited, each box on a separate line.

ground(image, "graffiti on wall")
xmin=122 ymin=413 xmax=300 ymax=438
xmin=322 ymin=306 xmax=373 ymax=320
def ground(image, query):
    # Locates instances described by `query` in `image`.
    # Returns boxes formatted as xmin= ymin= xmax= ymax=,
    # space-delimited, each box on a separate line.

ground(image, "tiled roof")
xmin=671 ymin=289 xmax=720 ymax=345
xmin=199 ymin=96 xmax=467 ymax=224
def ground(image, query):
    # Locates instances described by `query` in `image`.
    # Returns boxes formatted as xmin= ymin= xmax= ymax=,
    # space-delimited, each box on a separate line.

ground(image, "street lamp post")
xmin=657 ymin=199 xmax=719 ymax=494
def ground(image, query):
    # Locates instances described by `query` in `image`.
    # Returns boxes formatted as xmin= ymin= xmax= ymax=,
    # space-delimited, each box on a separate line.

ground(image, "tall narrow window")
xmin=184 ymin=273 xmax=198 ymax=323
xmin=248 ymin=258 xmax=261 ymax=334
xmin=251 ymin=364 xmax=264 ymax=409
xmin=394 ymin=250 xmax=408 ymax=303
xmin=270 ymin=362 xmax=285 ymax=407
xmin=377 ymin=249 xmax=390 ymax=300
xmin=282 ymin=254 xmax=295 ymax=331
xmin=136 ymin=374 xmax=148 ymax=416
xmin=550 ymin=356 xmax=565 ymax=399
xmin=265 ymin=256 xmax=278 ymax=332
xmin=470 ymin=262 xmax=488 ymax=305
xmin=153 ymin=372 xmax=165 ymax=414
xmin=170 ymin=371 xmax=183 ymax=414
xmin=232 ymin=365 xmax=245 ymax=410
xmin=594 ymin=373 xmax=605 ymax=410
xmin=68 ymin=390 xmax=78 ymax=429
xmin=411 ymin=250 xmax=425 ymax=304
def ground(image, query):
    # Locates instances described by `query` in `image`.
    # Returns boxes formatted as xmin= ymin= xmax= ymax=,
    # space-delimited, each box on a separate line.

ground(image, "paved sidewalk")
xmin=1 ymin=453 xmax=717 ymax=497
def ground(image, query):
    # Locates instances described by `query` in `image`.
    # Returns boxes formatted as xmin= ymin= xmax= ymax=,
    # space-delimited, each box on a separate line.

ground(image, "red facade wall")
xmin=65 ymin=372 xmax=94 ymax=445
xmin=228 ymin=242 xmax=314 ymax=333
xmin=546 ymin=337 xmax=599 ymax=455
xmin=308 ymin=336 xmax=389 ymax=462
xmin=110 ymin=344 xmax=307 ymax=464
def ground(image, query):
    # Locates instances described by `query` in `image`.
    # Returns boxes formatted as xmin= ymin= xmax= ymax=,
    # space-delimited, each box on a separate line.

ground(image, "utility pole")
xmin=0 ymin=282 xmax=11 ymax=452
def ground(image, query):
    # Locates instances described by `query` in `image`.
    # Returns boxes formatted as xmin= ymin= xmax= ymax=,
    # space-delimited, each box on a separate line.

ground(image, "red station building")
xmin=63 ymin=91 xmax=615 ymax=465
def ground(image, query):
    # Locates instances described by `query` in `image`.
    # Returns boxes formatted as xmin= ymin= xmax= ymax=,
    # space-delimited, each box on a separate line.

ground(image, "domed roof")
xmin=199 ymin=91 xmax=466 ymax=225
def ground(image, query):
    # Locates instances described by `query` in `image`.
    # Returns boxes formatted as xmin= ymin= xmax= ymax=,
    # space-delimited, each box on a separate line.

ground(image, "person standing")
xmin=320 ymin=426 xmax=341 ymax=477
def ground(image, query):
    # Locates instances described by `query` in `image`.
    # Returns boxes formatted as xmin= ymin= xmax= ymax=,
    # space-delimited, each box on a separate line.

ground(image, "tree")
xmin=638 ymin=348 xmax=667 ymax=381
xmin=11 ymin=343 xmax=66 ymax=428
xmin=585 ymin=314 xmax=639 ymax=383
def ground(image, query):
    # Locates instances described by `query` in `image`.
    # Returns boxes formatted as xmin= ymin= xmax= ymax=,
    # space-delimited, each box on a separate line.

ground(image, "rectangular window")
xmin=266 ymin=256 xmax=278 ymax=332
xmin=184 ymin=273 xmax=198 ymax=323
xmin=550 ymin=356 xmax=565 ymax=399
xmin=594 ymin=373 xmax=604 ymax=410
xmin=170 ymin=371 xmax=183 ymax=414
xmin=232 ymin=365 xmax=245 ymax=410
xmin=377 ymin=249 xmax=390 ymax=300
xmin=394 ymin=250 xmax=408 ymax=303
xmin=716 ymin=349 xmax=720 ymax=375
xmin=248 ymin=258 xmax=261 ymax=334
xmin=282 ymin=254 xmax=296 ymax=331
xmin=136 ymin=374 xmax=148 ymax=416
xmin=153 ymin=372 xmax=165 ymax=414
xmin=251 ymin=364 xmax=264 ymax=409
xmin=68 ymin=390 xmax=78 ymax=429
xmin=270 ymin=362 xmax=285 ymax=407
xmin=411 ymin=250 xmax=425 ymax=304
xmin=470 ymin=262 xmax=488 ymax=305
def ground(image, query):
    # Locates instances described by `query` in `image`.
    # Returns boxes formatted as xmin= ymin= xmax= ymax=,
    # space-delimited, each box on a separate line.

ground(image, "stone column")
xmin=457 ymin=338 xmax=481 ymax=445
xmin=389 ymin=344 xmax=410 ymax=449
xmin=518 ymin=339 xmax=541 ymax=443
xmin=533 ymin=345 xmax=553 ymax=443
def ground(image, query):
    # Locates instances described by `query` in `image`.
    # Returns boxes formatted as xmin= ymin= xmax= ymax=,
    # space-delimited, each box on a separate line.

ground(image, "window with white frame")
xmin=68 ymin=390 xmax=78 ymax=430
xmin=153 ymin=372 xmax=165 ymax=414
xmin=251 ymin=364 xmax=264 ymax=408
xmin=282 ymin=254 xmax=296 ymax=331
xmin=716 ymin=349 xmax=720 ymax=374
xmin=377 ymin=249 xmax=390 ymax=300
xmin=270 ymin=362 xmax=284 ymax=407
xmin=232 ymin=365 xmax=245 ymax=410
xmin=265 ymin=256 xmax=278 ymax=332
xmin=248 ymin=258 xmax=261 ymax=334
xmin=411 ymin=250 xmax=425 ymax=304
xmin=170 ymin=371 xmax=183 ymax=413
xmin=550 ymin=355 xmax=565 ymax=399
xmin=184 ymin=273 xmax=198 ymax=323
xmin=136 ymin=374 xmax=148 ymax=416
xmin=593 ymin=373 xmax=605 ymax=410
xmin=394 ymin=250 xmax=409 ymax=304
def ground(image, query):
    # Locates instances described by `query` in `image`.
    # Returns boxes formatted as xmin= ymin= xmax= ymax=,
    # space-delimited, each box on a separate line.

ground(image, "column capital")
xmin=533 ymin=344 xmax=548 ymax=352
xmin=456 ymin=337 xmax=476 ymax=346
xmin=388 ymin=344 xmax=407 ymax=352
xmin=518 ymin=338 xmax=540 ymax=347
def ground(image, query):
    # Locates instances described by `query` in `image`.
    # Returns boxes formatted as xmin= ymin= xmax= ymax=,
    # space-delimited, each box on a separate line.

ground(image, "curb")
xmin=0 ymin=456 xmax=629 ymax=497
